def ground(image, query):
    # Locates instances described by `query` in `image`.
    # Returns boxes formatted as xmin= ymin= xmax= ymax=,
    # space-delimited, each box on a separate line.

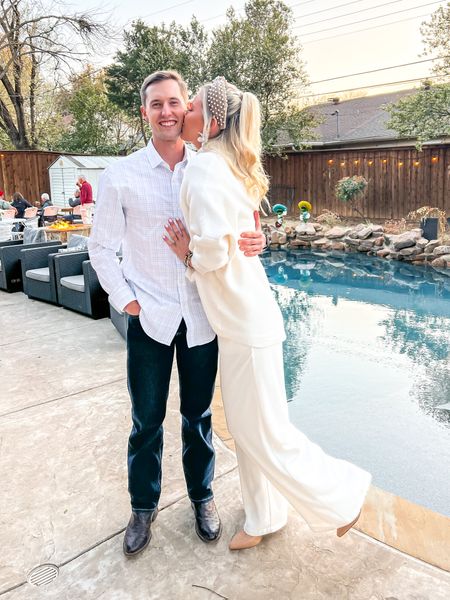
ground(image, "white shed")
xmin=48 ymin=155 xmax=121 ymax=207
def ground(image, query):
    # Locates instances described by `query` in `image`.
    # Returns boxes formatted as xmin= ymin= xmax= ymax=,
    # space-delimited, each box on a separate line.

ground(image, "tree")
xmin=207 ymin=0 xmax=316 ymax=153
xmin=170 ymin=18 xmax=209 ymax=93
xmin=421 ymin=2 xmax=450 ymax=76
xmin=385 ymin=84 xmax=450 ymax=147
xmin=335 ymin=175 xmax=368 ymax=219
xmin=385 ymin=3 xmax=450 ymax=147
xmin=106 ymin=18 xmax=209 ymax=143
xmin=58 ymin=67 xmax=142 ymax=154
xmin=0 ymin=0 xmax=108 ymax=149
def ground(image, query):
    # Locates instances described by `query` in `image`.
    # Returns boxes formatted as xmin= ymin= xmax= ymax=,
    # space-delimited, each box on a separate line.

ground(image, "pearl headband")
xmin=206 ymin=76 xmax=228 ymax=130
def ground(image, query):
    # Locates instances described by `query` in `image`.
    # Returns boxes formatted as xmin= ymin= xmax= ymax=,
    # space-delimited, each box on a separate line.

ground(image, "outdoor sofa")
xmin=0 ymin=239 xmax=61 ymax=292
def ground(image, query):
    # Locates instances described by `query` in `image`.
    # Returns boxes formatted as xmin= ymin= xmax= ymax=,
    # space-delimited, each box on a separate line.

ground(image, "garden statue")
xmin=272 ymin=203 xmax=287 ymax=228
xmin=298 ymin=200 xmax=312 ymax=223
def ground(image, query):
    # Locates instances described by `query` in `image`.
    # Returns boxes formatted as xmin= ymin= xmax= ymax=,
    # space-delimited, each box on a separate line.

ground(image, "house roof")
xmin=279 ymin=89 xmax=419 ymax=149
xmin=49 ymin=155 xmax=121 ymax=169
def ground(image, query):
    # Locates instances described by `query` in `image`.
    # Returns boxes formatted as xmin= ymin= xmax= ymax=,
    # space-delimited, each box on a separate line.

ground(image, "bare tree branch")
xmin=0 ymin=0 xmax=110 ymax=148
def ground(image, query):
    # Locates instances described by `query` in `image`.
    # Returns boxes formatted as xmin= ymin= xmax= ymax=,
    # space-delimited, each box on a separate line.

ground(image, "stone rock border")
xmin=264 ymin=222 xmax=450 ymax=272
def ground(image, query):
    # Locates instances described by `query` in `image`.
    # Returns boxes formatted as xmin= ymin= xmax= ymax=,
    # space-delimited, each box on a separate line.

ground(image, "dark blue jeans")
xmin=126 ymin=316 xmax=218 ymax=511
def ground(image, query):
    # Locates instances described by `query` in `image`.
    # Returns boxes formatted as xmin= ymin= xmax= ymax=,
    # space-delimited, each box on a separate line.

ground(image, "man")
xmin=37 ymin=193 xmax=54 ymax=226
xmin=39 ymin=192 xmax=52 ymax=209
xmin=77 ymin=176 xmax=93 ymax=205
xmin=88 ymin=71 xmax=265 ymax=557
xmin=68 ymin=188 xmax=81 ymax=208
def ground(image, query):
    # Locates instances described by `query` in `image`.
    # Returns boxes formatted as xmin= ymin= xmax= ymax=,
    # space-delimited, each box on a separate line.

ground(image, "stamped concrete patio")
xmin=1 ymin=292 xmax=449 ymax=599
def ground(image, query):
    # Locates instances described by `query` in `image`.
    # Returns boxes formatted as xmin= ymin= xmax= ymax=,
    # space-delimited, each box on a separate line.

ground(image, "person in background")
xmin=68 ymin=188 xmax=81 ymax=208
xmin=38 ymin=193 xmax=55 ymax=226
xmin=39 ymin=193 xmax=52 ymax=210
xmin=0 ymin=190 xmax=13 ymax=211
xmin=77 ymin=176 xmax=93 ymax=205
xmin=11 ymin=192 xmax=32 ymax=218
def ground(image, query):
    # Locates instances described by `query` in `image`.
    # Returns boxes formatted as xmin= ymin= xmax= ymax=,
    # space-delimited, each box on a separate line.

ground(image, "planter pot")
xmin=421 ymin=217 xmax=438 ymax=241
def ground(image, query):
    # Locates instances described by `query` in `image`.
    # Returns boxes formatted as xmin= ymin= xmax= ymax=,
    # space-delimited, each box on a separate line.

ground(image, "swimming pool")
xmin=262 ymin=249 xmax=450 ymax=517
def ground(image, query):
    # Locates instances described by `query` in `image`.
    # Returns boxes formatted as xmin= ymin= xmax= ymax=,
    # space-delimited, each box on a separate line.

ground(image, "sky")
xmin=70 ymin=0 xmax=448 ymax=100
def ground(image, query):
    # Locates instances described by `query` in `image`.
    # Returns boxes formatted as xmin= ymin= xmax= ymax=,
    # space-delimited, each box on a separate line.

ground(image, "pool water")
xmin=262 ymin=249 xmax=450 ymax=517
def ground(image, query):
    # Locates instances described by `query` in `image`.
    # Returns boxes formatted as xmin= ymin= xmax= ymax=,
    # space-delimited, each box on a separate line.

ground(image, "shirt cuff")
xmin=108 ymin=284 xmax=137 ymax=313
xmin=185 ymin=266 xmax=196 ymax=283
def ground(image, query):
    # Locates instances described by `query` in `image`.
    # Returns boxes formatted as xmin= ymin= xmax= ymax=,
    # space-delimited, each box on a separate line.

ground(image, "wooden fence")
xmin=0 ymin=150 xmax=61 ymax=205
xmin=265 ymin=145 xmax=450 ymax=220
xmin=1 ymin=145 xmax=449 ymax=219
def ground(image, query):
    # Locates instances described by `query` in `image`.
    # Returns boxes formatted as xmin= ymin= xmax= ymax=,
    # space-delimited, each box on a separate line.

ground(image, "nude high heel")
xmin=336 ymin=511 xmax=361 ymax=538
xmin=229 ymin=530 xmax=263 ymax=550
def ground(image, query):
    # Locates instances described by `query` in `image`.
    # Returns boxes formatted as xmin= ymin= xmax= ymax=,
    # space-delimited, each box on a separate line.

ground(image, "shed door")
xmin=49 ymin=167 xmax=78 ymax=207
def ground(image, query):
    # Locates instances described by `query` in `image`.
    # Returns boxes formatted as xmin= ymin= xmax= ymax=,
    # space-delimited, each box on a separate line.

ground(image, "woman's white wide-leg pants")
xmin=218 ymin=337 xmax=372 ymax=536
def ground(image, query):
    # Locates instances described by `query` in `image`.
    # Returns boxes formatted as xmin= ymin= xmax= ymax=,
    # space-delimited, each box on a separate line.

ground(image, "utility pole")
xmin=331 ymin=109 xmax=340 ymax=139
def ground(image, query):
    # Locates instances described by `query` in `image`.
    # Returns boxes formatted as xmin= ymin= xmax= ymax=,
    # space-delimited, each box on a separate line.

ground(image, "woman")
xmin=163 ymin=77 xmax=371 ymax=550
xmin=11 ymin=192 xmax=32 ymax=218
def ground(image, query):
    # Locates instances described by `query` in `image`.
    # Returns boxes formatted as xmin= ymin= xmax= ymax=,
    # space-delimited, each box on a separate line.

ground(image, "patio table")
xmin=44 ymin=224 xmax=92 ymax=243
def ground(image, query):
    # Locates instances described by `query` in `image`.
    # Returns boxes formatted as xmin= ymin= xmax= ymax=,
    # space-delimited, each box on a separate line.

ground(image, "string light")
xmin=324 ymin=157 xmax=439 ymax=169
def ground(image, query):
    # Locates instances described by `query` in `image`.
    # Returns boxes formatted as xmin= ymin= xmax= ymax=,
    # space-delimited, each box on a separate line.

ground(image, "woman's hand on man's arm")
xmin=163 ymin=211 xmax=266 ymax=266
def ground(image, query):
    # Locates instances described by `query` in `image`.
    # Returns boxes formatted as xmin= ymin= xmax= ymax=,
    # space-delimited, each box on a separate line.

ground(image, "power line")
xmin=309 ymin=57 xmax=443 ymax=85
xmin=297 ymin=0 xmax=379 ymax=21
xmin=301 ymin=11 xmax=438 ymax=44
xmin=199 ymin=4 xmax=246 ymax=23
xmin=139 ymin=0 xmax=195 ymax=21
xmin=298 ymin=0 xmax=444 ymax=36
xmin=199 ymin=0 xmax=316 ymax=25
xmin=289 ymin=1 xmax=317 ymax=8
xmin=297 ymin=74 xmax=447 ymax=97
xmin=298 ymin=0 xmax=410 ymax=28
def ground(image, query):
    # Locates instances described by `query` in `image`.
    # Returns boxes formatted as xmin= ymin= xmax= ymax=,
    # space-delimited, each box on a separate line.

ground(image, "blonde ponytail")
xmin=199 ymin=82 xmax=269 ymax=207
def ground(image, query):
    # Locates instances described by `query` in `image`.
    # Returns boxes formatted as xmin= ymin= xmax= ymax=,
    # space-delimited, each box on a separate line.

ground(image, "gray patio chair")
xmin=21 ymin=245 xmax=66 ymax=304
xmin=54 ymin=251 xmax=109 ymax=319
xmin=0 ymin=239 xmax=61 ymax=292
xmin=109 ymin=301 xmax=128 ymax=340
xmin=20 ymin=235 xmax=90 ymax=304
xmin=0 ymin=239 xmax=22 ymax=249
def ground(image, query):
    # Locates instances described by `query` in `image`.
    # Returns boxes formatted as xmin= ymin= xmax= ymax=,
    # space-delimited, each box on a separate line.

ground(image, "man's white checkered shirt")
xmin=88 ymin=141 xmax=215 ymax=348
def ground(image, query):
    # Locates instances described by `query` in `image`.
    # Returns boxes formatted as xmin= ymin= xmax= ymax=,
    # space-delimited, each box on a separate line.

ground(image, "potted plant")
xmin=335 ymin=175 xmax=368 ymax=219
xmin=407 ymin=206 xmax=448 ymax=240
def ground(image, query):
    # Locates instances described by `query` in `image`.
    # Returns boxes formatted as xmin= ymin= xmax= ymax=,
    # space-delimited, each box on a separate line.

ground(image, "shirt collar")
xmin=146 ymin=139 xmax=193 ymax=169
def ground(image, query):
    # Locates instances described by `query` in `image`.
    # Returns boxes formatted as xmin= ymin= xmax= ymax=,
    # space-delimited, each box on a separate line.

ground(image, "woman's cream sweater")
xmin=180 ymin=150 xmax=285 ymax=348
